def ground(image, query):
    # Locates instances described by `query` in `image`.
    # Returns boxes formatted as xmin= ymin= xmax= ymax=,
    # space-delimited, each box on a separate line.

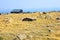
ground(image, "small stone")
xmin=17 ymin=34 xmax=27 ymax=40
xmin=56 ymin=17 xmax=60 ymax=20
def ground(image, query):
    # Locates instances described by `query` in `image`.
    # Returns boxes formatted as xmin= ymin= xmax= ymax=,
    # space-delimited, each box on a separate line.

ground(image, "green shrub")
xmin=0 ymin=37 xmax=3 ymax=40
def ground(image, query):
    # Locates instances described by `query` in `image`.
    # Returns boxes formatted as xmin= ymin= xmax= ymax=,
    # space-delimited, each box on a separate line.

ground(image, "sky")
xmin=0 ymin=0 xmax=60 ymax=13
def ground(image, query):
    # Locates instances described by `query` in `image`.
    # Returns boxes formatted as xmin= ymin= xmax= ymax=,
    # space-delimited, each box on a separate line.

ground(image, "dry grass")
xmin=0 ymin=12 xmax=60 ymax=40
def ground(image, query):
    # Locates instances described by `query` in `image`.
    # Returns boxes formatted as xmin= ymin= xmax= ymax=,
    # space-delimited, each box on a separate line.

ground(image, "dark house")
xmin=11 ymin=9 xmax=23 ymax=13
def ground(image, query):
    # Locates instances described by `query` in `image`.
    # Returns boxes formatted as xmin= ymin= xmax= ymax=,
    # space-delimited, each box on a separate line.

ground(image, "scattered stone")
xmin=17 ymin=34 xmax=27 ymax=40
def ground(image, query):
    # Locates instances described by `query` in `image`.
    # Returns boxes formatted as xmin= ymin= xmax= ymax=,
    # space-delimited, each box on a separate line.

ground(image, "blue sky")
xmin=0 ymin=0 xmax=60 ymax=13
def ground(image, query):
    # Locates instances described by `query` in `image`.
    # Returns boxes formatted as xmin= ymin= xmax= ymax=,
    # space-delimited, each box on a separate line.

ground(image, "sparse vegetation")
xmin=0 ymin=37 xmax=3 ymax=40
